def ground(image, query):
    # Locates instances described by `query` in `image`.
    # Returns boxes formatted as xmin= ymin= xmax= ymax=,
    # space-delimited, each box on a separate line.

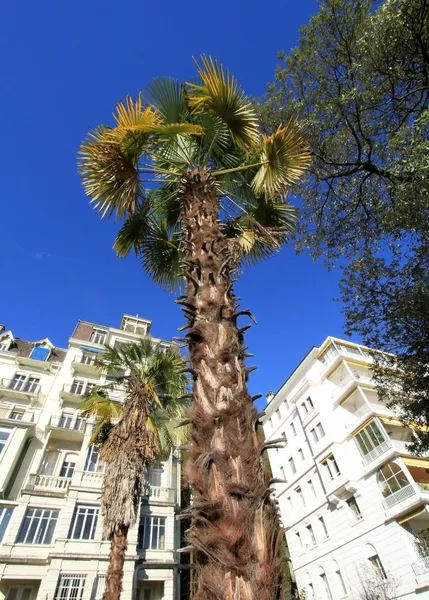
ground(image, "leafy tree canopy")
xmin=258 ymin=0 xmax=429 ymax=438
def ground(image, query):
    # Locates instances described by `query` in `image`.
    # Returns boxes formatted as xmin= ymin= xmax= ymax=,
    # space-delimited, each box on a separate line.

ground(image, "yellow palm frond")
xmin=187 ymin=55 xmax=259 ymax=150
xmin=252 ymin=121 xmax=311 ymax=195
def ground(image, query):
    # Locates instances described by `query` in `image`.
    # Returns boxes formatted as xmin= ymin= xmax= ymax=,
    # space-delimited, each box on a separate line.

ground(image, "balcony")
xmin=412 ymin=557 xmax=429 ymax=588
xmin=0 ymin=378 xmax=41 ymax=402
xmin=24 ymin=473 xmax=72 ymax=496
xmin=144 ymin=485 xmax=176 ymax=504
xmin=48 ymin=414 xmax=86 ymax=440
xmin=0 ymin=405 xmax=34 ymax=423
xmin=71 ymin=354 xmax=101 ymax=376
xmin=362 ymin=440 xmax=392 ymax=465
xmin=15 ymin=354 xmax=52 ymax=371
xmin=60 ymin=382 xmax=89 ymax=403
xmin=73 ymin=470 xmax=105 ymax=489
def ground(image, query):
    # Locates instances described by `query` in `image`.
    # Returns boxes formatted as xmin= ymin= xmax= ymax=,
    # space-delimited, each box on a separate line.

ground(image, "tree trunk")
xmin=103 ymin=525 xmax=128 ymax=600
xmin=179 ymin=166 xmax=284 ymax=600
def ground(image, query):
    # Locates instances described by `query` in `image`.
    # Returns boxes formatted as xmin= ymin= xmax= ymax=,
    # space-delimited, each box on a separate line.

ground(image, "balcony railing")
xmin=382 ymin=483 xmax=417 ymax=508
xmin=412 ymin=556 xmax=429 ymax=576
xmin=26 ymin=473 xmax=72 ymax=492
xmin=144 ymin=485 xmax=176 ymax=503
xmin=1 ymin=378 xmax=41 ymax=395
xmin=62 ymin=382 xmax=87 ymax=396
xmin=0 ymin=406 xmax=34 ymax=421
xmin=362 ymin=440 xmax=392 ymax=465
xmin=345 ymin=404 xmax=371 ymax=428
xmin=79 ymin=471 xmax=105 ymax=487
xmin=49 ymin=415 xmax=85 ymax=431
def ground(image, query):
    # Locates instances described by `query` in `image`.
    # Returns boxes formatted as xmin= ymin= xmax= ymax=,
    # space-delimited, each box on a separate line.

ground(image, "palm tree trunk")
xmin=103 ymin=525 xmax=128 ymax=600
xmin=179 ymin=166 xmax=284 ymax=600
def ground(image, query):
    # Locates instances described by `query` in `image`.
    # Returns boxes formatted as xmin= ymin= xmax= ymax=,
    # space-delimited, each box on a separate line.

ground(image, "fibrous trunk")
xmin=103 ymin=524 xmax=128 ymax=600
xmin=179 ymin=166 xmax=284 ymax=600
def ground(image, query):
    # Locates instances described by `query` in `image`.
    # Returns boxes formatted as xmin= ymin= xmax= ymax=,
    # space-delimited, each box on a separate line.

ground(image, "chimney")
xmin=266 ymin=391 xmax=275 ymax=404
xmin=0 ymin=325 xmax=5 ymax=334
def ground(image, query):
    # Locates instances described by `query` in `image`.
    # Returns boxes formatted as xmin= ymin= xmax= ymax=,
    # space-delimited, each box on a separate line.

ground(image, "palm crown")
xmin=78 ymin=55 xmax=310 ymax=291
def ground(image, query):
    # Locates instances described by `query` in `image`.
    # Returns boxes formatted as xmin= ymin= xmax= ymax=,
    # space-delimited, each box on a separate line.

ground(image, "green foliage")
xmin=257 ymin=0 xmax=429 ymax=436
xmin=78 ymin=56 xmax=310 ymax=292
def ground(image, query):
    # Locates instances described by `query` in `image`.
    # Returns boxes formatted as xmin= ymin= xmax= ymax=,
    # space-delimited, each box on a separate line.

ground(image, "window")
xmin=58 ymin=413 xmax=83 ymax=430
xmin=301 ymin=396 xmax=314 ymax=415
xmin=90 ymin=329 xmax=107 ymax=345
xmin=138 ymin=516 xmax=166 ymax=550
xmin=10 ymin=374 xmax=26 ymax=391
xmin=321 ymin=455 xmax=341 ymax=480
xmin=335 ymin=569 xmax=347 ymax=595
xmin=68 ymin=505 xmax=99 ymax=540
xmin=9 ymin=409 xmax=24 ymax=420
xmin=295 ymin=532 xmax=303 ymax=552
xmin=85 ymin=383 xmax=96 ymax=396
xmin=290 ymin=421 xmax=297 ymax=436
xmin=26 ymin=377 xmax=40 ymax=393
xmin=288 ymin=457 xmax=296 ymax=475
xmin=0 ymin=428 xmax=11 ymax=455
xmin=30 ymin=346 xmax=50 ymax=361
xmin=307 ymin=583 xmax=315 ymax=599
xmin=40 ymin=450 xmax=60 ymax=476
xmin=280 ymin=466 xmax=286 ymax=481
xmin=310 ymin=422 xmax=325 ymax=443
xmin=320 ymin=573 xmax=333 ymax=600
xmin=0 ymin=506 xmax=13 ymax=541
xmin=347 ymin=496 xmax=362 ymax=522
xmin=92 ymin=576 xmax=106 ymax=600
xmin=70 ymin=379 xmax=85 ymax=395
xmin=319 ymin=343 xmax=339 ymax=366
xmin=149 ymin=466 xmax=164 ymax=487
xmin=368 ymin=555 xmax=387 ymax=579
xmin=17 ymin=508 xmax=59 ymax=544
xmin=81 ymin=353 xmax=95 ymax=365
xmin=287 ymin=496 xmax=293 ymax=509
xmin=307 ymin=479 xmax=316 ymax=498
xmin=0 ymin=343 xmax=8 ymax=351
xmin=275 ymin=408 xmax=281 ymax=421
xmin=54 ymin=575 xmax=86 ymax=600
xmin=319 ymin=516 xmax=329 ymax=540
xmin=377 ymin=461 xmax=409 ymax=497
xmin=354 ymin=420 xmax=387 ymax=458
xmin=306 ymin=524 xmax=316 ymax=547
xmin=60 ymin=454 xmax=77 ymax=478
xmin=298 ymin=448 xmax=305 ymax=461
xmin=84 ymin=445 xmax=105 ymax=473
xmin=316 ymin=422 xmax=325 ymax=439
xmin=301 ymin=402 xmax=309 ymax=415
xmin=295 ymin=487 xmax=305 ymax=507
xmin=281 ymin=431 xmax=288 ymax=444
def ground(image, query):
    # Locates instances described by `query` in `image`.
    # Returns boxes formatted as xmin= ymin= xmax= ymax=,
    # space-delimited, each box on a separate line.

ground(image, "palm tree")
xmin=79 ymin=338 xmax=187 ymax=600
xmin=78 ymin=56 xmax=310 ymax=600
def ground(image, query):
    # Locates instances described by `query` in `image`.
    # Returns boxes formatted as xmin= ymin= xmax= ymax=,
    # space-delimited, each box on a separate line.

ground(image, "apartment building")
xmin=263 ymin=337 xmax=429 ymax=600
xmin=0 ymin=315 xmax=182 ymax=600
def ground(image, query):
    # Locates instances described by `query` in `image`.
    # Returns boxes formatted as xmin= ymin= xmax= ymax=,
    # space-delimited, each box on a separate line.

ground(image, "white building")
xmin=0 ymin=315 xmax=183 ymax=600
xmin=263 ymin=337 xmax=429 ymax=600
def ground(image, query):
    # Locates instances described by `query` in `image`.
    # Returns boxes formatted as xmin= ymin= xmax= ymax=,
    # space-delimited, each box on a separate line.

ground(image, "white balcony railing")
xmin=143 ymin=485 xmax=176 ymax=503
xmin=26 ymin=474 xmax=72 ymax=492
xmin=79 ymin=471 xmax=105 ymax=487
xmin=382 ymin=483 xmax=417 ymax=509
xmin=362 ymin=440 xmax=392 ymax=465
xmin=0 ymin=406 xmax=34 ymax=421
xmin=1 ymin=378 xmax=41 ymax=395
xmin=49 ymin=415 xmax=85 ymax=431
xmin=345 ymin=404 xmax=372 ymax=428
xmin=412 ymin=556 xmax=429 ymax=576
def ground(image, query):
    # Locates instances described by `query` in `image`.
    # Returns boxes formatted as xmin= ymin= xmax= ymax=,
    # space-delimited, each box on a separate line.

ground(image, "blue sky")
xmin=1 ymin=0 xmax=354 ymax=405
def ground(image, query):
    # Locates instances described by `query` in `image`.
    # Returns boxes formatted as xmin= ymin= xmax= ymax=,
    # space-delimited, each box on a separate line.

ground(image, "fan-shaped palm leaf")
xmin=144 ymin=77 xmax=189 ymax=124
xmin=113 ymin=203 xmax=151 ymax=258
xmin=139 ymin=220 xmax=183 ymax=292
xmin=187 ymin=55 xmax=259 ymax=150
xmin=252 ymin=122 xmax=311 ymax=194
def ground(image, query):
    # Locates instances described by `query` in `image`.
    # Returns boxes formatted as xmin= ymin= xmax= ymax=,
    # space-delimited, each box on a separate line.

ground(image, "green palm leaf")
xmin=187 ymin=55 xmax=259 ymax=150
xmin=113 ymin=203 xmax=151 ymax=258
xmin=144 ymin=78 xmax=189 ymax=124
xmin=139 ymin=220 xmax=183 ymax=292
xmin=252 ymin=123 xmax=311 ymax=195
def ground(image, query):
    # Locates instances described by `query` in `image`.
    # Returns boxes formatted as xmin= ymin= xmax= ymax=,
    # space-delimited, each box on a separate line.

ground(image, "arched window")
xmin=377 ymin=461 xmax=409 ymax=497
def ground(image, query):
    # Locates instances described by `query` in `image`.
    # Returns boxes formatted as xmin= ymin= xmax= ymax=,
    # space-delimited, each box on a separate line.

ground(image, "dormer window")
xmin=30 ymin=346 xmax=50 ymax=361
xmin=90 ymin=329 xmax=107 ymax=345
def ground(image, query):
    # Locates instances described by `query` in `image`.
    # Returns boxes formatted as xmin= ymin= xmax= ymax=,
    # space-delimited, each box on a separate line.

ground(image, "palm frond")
xmin=144 ymin=78 xmax=189 ymax=124
xmin=187 ymin=55 xmax=259 ymax=150
xmin=113 ymin=203 xmax=151 ymax=258
xmin=139 ymin=219 xmax=183 ymax=292
xmin=252 ymin=122 xmax=311 ymax=195
xmin=78 ymin=125 xmax=144 ymax=220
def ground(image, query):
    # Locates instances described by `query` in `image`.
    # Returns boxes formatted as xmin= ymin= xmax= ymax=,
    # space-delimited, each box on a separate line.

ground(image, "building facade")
xmin=263 ymin=337 xmax=429 ymax=600
xmin=0 ymin=315 xmax=182 ymax=600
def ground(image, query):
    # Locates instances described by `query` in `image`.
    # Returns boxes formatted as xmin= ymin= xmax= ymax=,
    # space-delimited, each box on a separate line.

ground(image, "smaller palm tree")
xmin=79 ymin=338 xmax=188 ymax=600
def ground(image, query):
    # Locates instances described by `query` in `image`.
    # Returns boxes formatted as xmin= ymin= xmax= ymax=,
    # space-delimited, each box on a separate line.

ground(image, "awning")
xmin=397 ymin=507 xmax=427 ymax=525
xmin=402 ymin=456 xmax=429 ymax=469
xmin=379 ymin=416 xmax=403 ymax=427
xmin=80 ymin=346 xmax=103 ymax=353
